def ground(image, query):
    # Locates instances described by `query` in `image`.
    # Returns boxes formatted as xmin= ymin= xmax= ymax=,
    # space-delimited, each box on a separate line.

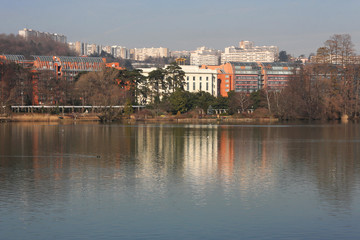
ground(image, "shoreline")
xmin=0 ymin=113 xmax=279 ymax=124
xmin=0 ymin=113 xmax=100 ymax=122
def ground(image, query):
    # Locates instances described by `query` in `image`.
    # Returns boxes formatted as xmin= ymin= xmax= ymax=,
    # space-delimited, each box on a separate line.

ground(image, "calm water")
xmin=1 ymin=122 xmax=360 ymax=240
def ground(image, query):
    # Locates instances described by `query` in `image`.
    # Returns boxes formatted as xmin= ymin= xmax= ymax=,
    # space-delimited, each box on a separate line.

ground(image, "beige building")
xmin=190 ymin=46 xmax=220 ymax=66
xmin=132 ymin=47 xmax=169 ymax=61
xmin=111 ymin=46 xmax=129 ymax=59
xmin=221 ymin=41 xmax=278 ymax=63
xmin=19 ymin=28 xmax=67 ymax=43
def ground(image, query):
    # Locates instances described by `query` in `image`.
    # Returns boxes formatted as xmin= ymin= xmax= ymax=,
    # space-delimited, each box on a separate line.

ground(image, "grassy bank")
xmin=2 ymin=113 xmax=100 ymax=122
xmin=1 ymin=113 xmax=279 ymax=123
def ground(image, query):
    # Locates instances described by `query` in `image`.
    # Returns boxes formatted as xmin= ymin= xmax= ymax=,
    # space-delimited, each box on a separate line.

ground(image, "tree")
xmin=212 ymin=95 xmax=229 ymax=110
xmin=249 ymin=90 xmax=265 ymax=110
xmin=168 ymin=89 xmax=194 ymax=114
xmin=0 ymin=34 xmax=76 ymax=58
xmin=73 ymin=67 xmax=125 ymax=120
xmin=148 ymin=68 xmax=166 ymax=104
xmin=0 ymin=62 xmax=34 ymax=110
xmin=116 ymin=69 xmax=148 ymax=104
xmin=123 ymin=98 xmax=134 ymax=117
xmin=195 ymin=91 xmax=216 ymax=114
xmin=322 ymin=34 xmax=355 ymax=65
xmin=165 ymin=62 xmax=185 ymax=94
xmin=279 ymin=50 xmax=289 ymax=62
xmin=227 ymin=90 xmax=251 ymax=114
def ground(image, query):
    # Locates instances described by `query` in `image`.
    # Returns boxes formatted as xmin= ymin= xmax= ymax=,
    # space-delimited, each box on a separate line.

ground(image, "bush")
xmin=252 ymin=108 xmax=271 ymax=118
xmin=133 ymin=109 xmax=155 ymax=119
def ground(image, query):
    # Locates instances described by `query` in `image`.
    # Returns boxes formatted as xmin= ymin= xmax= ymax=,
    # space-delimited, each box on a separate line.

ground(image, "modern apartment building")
xmin=111 ymin=46 xmax=129 ymax=59
xmin=132 ymin=47 xmax=169 ymax=61
xmin=260 ymin=62 xmax=295 ymax=91
xmin=232 ymin=62 xmax=263 ymax=92
xmin=18 ymin=28 xmax=67 ymax=43
xmin=171 ymin=50 xmax=191 ymax=58
xmin=190 ymin=46 xmax=220 ymax=66
xmin=201 ymin=63 xmax=234 ymax=97
xmin=202 ymin=62 xmax=296 ymax=95
xmin=221 ymin=41 xmax=278 ymax=64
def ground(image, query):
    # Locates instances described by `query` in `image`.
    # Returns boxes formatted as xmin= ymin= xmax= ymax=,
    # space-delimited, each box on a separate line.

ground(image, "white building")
xmin=139 ymin=65 xmax=219 ymax=100
xmin=132 ymin=47 xmax=169 ymax=61
xmin=18 ymin=28 xmax=67 ymax=43
xmin=221 ymin=41 xmax=278 ymax=63
xmin=181 ymin=65 xmax=219 ymax=96
xmin=102 ymin=45 xmax=112 ymax=55
xmin=171 ymin=50 xmax=191 ymax=58
xmin=85 ymin=43 xmax=100 ymax=56
xmin=190 ymin=46 xmax=220 ymax=66
xmin=111 ymin=46 xmax=129 ymax=59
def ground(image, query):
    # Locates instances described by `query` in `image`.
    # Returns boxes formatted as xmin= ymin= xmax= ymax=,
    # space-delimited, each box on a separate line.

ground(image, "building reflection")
xmin=0 ymin=123 xmax=359 ymax=215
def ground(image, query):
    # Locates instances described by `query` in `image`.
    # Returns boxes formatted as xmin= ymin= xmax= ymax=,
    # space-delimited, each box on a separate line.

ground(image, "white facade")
xmin=18 ymin=28 xmax=67 ymax=43
xmin=86 ymin=44 xmax=99 ymax=56
xmin=138 ymin=65 xmax=219 ymax=99
xmin=181 ymin=65 xmax=219 ymax=96
xmin=132 ymin=47 xmax=169 ymax=61
xmin=190 ymin=46 xmax=220 ymax=66
xmin=221 ymin=41 xmax=278 ymax=64
xmin=171 ymin=50 xmax=191 ymax=58
xmin=102 ymin=46 xmax=112 ymax=55
xmin=111 ymin=45 xmax=129 ymax=59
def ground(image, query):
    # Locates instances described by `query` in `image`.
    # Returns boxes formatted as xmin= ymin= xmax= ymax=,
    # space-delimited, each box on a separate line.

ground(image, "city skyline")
xmin=1 ymin=0 xmax=360 ymax=56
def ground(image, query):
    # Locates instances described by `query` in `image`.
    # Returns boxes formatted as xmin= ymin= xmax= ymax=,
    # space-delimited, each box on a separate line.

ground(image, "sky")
xmin=1 ymin=0 xmax=360 ymax=57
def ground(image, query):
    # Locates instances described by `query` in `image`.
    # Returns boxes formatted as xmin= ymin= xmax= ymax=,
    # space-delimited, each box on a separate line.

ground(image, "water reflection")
xmin=1 ymin=122 xmax=360 ymax=238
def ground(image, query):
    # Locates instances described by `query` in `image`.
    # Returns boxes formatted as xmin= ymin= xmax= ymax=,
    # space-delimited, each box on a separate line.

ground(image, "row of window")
xmin=267 ymin=82 xmax=287 ymax=85
xmin=236 ymin=83 xmax=258 ymax=86
xmin=186 ymin=76 xmax=214 ymax=81
xmin=236 ymin=81 xmax=257 ymax=84
xmin=236 ymin=76 xmax=259 ymax=80
xmin=235 ymin=88 xmax=258 ymax=93
xmin=186 ymin=82 xmax=212 ymax=91
xmin=268 ymin=77 xmax=288 ymax=80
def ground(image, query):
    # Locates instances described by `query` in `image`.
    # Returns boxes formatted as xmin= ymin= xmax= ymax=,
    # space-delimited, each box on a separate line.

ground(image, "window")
xmin=206 ymin=77 xmax=209 ymax=81
xmin=187 ymin=82 xmax=189 ymax=90
xmin=206 ymin=82 xmax=209 ymax=91
xmin=200 ymin=82 xmax=202 ymax=91
xmin=199 ymin=76 xmax=202 ymax=81
xmin=193 ymin=82 xmax=195 ymax=91
xmin=187 ymin=76 xmax=189 ymax=81
xmin=193 ymin=76 xmax=195 ymax=81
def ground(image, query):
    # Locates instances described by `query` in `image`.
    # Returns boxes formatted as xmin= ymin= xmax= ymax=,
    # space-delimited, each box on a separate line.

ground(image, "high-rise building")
xmin=170 ymin=50 xmax=191 ymax=58
xmin=221 ymin=41 xmax=278 ymax=64
xmin=102 ymin=46 xmax=112 ymax=55
xmin=75 ymin=41 xmax=84 ymax=55
xmin=18 ymin=28 xmax=67 ymax=43
xmin=86 ymin=44 xmax=100 ymax=56
xmin=132 ymin=47 xmax=169 ymax=61
xmin=111 ymin=46 xmax=129 ymax=59
xmin=190 ymin=46 xmax=221 ymax=66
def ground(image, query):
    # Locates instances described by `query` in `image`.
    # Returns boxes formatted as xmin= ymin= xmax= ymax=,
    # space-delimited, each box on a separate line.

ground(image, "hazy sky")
xmin=1 ymin=0 xmax=359 ymax=56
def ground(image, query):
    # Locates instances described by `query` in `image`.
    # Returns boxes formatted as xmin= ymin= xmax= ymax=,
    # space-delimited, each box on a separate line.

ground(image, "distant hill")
xmin=0 ymin=33 xmax=76 ymax=58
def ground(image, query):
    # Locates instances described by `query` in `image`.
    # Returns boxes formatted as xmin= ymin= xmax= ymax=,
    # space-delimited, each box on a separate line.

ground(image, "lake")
xmin=1 ymin=122 xmax=360 ymax=239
